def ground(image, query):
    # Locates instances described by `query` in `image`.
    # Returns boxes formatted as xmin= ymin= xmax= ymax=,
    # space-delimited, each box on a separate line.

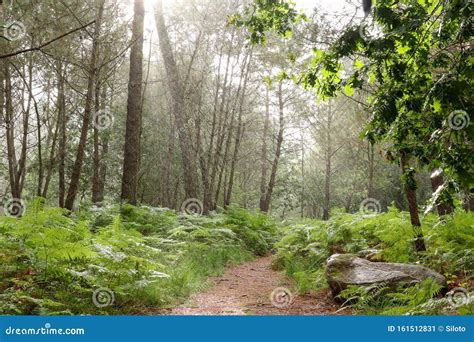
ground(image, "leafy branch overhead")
xmin=229 ymin=0 xmax=306 ymax=44
xmin=234 ymin=0 xmax=473 ymax=205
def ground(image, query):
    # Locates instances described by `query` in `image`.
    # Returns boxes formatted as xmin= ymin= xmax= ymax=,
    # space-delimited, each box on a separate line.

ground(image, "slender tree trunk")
xmin=201 ymin=45 xmax=224 ymax=213
xmin=300 ymin=130 xmax=305 ymax=218
xmin=260 ymin=82 xmax=284 ymax=213
xmin=31 ymin=62 xmax=43 ymax=197
xmin=259 ymin=88 xmax=270 ymax=210
xmin=322 ymin=102 xmax=332 ymax=221
xmin=400 ymin=152 xmax=426 ymax=252
xmin=162 ymin=112 xmax=176 ymax=208
xmin=18 ymin=64 xmax=31 ymax=197
xmin=209 ymin=32 xmax=235 ymax=210
xmin=216 ymin=50 xmax=246 ymax=207
xmin=4 ymin=63 xmax=20 ymax=198
xmin=121 ymin=0 xmax=145 ymax=205
xmin=367 ymin=142 xmax=374 ymax=198
xmin=64 ymin=0 xmax=104 ymax=211
xmin=225 ymin=51 xmax=252 ymax=207
xmin=57 ymin=62 xmax=66 ymax=207
xmin=96 ymin=85 xmax=109 ymax=202
xmin=154 ymin=0 xmax=198 ymax=200
xmin=42 ymin=103 xmax=60 ymax=198
xmin=92 ymin=80 xmax=102 ymax=203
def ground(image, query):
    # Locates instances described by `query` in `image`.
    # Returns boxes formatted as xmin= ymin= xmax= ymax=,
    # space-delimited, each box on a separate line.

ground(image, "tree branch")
xmin=0 ymin=20 xmax=95 ymax=59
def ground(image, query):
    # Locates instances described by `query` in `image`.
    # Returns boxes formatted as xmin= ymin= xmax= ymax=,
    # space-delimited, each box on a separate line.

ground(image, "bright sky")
xmin=294 ymin=0 xmax=362 ymax=20
xmin=295 ymin=0 xmax=348 ymax=11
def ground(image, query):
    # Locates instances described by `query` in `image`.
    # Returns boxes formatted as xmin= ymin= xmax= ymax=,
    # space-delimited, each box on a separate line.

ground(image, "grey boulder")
xmin=325 ymin=254 xmax=446 ymax=297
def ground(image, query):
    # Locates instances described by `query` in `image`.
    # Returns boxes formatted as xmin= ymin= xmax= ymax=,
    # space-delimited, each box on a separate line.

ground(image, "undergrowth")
xmin=0 ymin=200 xmax=275 ymax=315
xmin=273 ymin=207 xmax=474 ymax=315
xmin=1 ymin=200 xmax=472 ymax=316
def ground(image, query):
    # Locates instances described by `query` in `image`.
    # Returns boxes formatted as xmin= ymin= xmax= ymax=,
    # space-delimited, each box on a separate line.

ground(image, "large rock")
xmin=325 ymin=254 xmax=446 ymax=297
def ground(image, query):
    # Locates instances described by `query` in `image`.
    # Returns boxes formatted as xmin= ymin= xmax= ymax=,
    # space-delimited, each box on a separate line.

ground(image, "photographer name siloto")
xmin=387 ymin=325 xmax=467 ymax=333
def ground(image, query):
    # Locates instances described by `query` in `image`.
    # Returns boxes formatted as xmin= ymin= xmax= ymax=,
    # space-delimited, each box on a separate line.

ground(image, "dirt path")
xmin=169 ymin=256 xmax=342 ymax=315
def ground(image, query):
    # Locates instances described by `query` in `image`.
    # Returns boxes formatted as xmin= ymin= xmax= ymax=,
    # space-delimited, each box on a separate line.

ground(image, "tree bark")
xmin=4 ymin=63 xmax=23 ymax=199
xmin=64 ymin=0 xmax=104 ymax=211
xmin=92 ymin=80 xmax=102 ymax=203
xmin=121 ymin=0 xmax=145 ymax=205
xmin=201 ymin=44 xmax=225 ymax=213
xmin=367 ymin=142 xmax=374 ymax=198
xmin=42 ymin=96 xmax=60 ymax=198
xmin=96 ymin=85 xmax=109 ymax=203
xmin=225 ymin=52 xmax=252 ymax=207
xmin=260 ymin=81 xmax=284 ymax=213
xmin=57 ymin=61 xmax=67 ymax=207
xmin=154 ymin=0 xmax=198 ymax=200
xmin=259 ymin=88 xmax=270 ymax=210
xmin=322 ymin=102 xmax=332 ymax=221
xmin=400 ymin=152 xmax=426 ymax=252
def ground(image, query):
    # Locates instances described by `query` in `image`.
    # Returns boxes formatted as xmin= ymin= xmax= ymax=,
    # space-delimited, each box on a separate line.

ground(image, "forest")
xmin=0 ymin=0 xmax=472 ymax=316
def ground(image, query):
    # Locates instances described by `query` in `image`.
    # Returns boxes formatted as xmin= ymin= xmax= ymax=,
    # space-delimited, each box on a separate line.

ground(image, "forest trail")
xmin=169 ymin=256 xmax=342 ymax=315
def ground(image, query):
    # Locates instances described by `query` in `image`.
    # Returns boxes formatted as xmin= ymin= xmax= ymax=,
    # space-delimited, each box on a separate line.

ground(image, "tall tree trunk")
xmin=400 ymin=152 xmax=426 ymax=252
xmin=57 ymin=62 xmax=67 ymax=207
xmin=92 ymin=80 xmax=102 ymax=203
xmin=260 ymin=81 xmax=284 ymax=213
xmin=154 ymin=0 xmax=198 ymax=200
xmin=121 ymin=0 xmax=145 ymax=205
xmin=64 ymin=0 xmax=104 ymax=211
xmin=31 ymin=63 xmax=43 ymax=197
xmin=300 ymin=129 xmax=305 ymax=218
xmin=322 ymin=102 xmax=332 ymax=221
xmin=367 ymin=142 xmax=374 ymax=198
xmin=162 ymin=111 xmax=176 ymax=208
xmin=225 ymin=51 xmax=252 ymax=207
xmin=96 ymin=85 xmax=109 ymax=203
xmin=42 ymin=98 xmax=60 ymax=198
xmin=259 ymin=88 xmax=270 ymax=210
xmin=201 ymin=44 xmax=225 ymax=213
xmin=5 ymin=63 xmax=21 ymax=199
xmin=210 ymin=32 xmax=236 ymax=209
